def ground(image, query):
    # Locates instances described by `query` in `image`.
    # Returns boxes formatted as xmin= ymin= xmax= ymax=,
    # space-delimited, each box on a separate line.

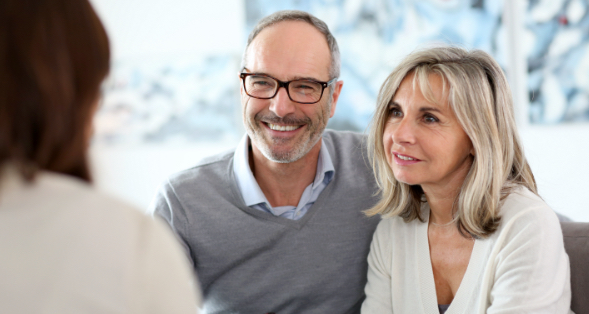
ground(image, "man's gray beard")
xmin=255 ymin=131 xmax=322 ymax=163
xmin=244 ymin=96 xmax=332 ymax=164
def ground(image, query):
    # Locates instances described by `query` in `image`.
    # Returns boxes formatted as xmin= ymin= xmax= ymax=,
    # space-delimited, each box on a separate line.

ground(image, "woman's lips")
xmin=393 ymin=152 xmax=421 ymax=165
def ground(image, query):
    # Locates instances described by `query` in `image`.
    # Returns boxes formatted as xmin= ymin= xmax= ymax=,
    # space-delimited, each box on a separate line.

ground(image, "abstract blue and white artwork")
xmin=94 ymin=0 xmax=588 ymax=146
xmin=526 ymin=0 xmax=589 ymax=123
xmin=93 ymin=55 xmax=243 ymax=144
xmin=245 ymin=0 xmax=506 ymax=131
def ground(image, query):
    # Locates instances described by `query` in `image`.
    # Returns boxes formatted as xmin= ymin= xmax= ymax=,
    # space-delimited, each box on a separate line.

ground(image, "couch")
xmin=561 ymin=222 xmax=589 ymax=313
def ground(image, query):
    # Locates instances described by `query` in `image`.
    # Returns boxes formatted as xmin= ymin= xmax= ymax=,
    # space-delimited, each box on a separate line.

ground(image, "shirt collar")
xmin=232 ymin=134 xmax=335 ymax=207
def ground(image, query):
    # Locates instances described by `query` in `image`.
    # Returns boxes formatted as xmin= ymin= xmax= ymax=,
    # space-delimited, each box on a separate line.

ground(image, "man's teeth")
xmin=397 ymin=154 xmax=416 ymax=161
xmin=268 ymin=123 xmax=300 ymax=131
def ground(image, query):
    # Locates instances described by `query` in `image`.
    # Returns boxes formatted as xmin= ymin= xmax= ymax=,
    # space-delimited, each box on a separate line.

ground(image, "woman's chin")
xmin=394 ymin=176 xmax=420 ymax=186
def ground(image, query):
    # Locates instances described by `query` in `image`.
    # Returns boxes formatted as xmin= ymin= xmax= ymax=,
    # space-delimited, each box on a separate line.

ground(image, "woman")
xmin=0 ymin=0 xmax=200 ymax=312
xmin=361 ymin=47 xmax=573 ymax=313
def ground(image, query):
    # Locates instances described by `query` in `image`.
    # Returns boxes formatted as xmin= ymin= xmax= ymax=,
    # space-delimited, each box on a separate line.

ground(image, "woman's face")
xmin=383 ymin=72 xmax=474 ymax=193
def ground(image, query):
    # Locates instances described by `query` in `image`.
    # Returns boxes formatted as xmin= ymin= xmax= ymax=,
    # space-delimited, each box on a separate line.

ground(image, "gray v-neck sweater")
xmin=152 ymin=130 xmax=380 ymax=314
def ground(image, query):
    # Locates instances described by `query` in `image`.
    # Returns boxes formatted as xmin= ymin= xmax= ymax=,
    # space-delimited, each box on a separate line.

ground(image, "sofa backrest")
xmin=561 ymin=222 xmax=589 ymax=313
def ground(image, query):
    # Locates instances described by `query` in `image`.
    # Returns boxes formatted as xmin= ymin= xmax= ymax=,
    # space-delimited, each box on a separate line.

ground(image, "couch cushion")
xmin=561 ymin=222 xmax=589 ymax=313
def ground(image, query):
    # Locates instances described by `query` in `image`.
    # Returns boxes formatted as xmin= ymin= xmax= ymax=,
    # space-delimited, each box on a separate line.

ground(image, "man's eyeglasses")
xmin=240 ymin=72 xmax=337 ymax=104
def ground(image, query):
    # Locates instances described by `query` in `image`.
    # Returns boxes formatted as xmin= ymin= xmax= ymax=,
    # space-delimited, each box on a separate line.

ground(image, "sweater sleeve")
xmin=361 ymin=218 xmax=394 ymax=313
xmin=486 ymin=201 xmax=573 ymax=314
xmin=148 ymin=180 xmax=195 ymax=267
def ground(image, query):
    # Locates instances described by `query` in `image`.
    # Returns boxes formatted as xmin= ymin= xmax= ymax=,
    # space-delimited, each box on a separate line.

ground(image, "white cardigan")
xmin=361 ymin=187 xmax=573 ymax=314
xmin=0 ymin=167 xmax=201 ymax=313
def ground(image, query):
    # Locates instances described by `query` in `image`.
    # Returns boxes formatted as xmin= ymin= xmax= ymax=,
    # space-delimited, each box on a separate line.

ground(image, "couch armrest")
xmin=561 ymin=222 xmax=589 ymax=313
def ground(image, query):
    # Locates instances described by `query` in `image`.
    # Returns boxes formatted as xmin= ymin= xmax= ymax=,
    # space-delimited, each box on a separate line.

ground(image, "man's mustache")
xmin=255 ymin=112 xmax=312 ymax=126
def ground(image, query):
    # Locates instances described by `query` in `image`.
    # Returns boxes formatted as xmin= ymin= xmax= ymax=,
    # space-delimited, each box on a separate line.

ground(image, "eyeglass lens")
xmin=244 ymin=75 xmax=323 ymax=103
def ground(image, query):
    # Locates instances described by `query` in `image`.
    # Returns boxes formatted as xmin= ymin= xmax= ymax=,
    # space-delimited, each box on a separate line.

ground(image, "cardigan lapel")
xmin=417 ymin=204 xmax=489 ymax=314
xmin=416 ymin=205 xmax=439 ymax=314
xmin=445 ymin=239 xmax=487 ymax=313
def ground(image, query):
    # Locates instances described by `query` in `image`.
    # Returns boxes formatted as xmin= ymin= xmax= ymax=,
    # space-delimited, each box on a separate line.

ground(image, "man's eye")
xmin=252 ymin=80 xmax=271 ymax=86
xmin=292 ymin=81 xmax=319 ymax=92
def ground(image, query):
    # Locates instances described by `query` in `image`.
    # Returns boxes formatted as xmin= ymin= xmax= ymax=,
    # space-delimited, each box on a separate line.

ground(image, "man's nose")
xmin=269 ymin=87 xmax=296 ymax=118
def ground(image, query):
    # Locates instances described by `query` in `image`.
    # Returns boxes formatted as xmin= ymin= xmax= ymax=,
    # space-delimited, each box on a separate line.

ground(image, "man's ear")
xmin=329 ymin=80 xmax=343 ymax=118
xmin=238 ymin=72 xmax=244 ymax=95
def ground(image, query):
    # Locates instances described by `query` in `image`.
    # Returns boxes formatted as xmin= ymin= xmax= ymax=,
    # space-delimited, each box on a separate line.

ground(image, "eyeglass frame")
xmin=239 ymin=72 xmax=338 ymax=104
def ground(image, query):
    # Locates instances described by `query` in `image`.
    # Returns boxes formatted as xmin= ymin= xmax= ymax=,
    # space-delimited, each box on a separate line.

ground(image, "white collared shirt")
xmin=233 ymin=134 xmax=335 ymax=220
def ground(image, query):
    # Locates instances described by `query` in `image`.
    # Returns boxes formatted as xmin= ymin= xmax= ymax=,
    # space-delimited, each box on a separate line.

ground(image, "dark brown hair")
xmin=0 ymin=0 xmax=110 ymax=182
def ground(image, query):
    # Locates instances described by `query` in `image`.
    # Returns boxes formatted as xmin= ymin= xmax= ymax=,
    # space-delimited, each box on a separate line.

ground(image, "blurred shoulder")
xmin=38 ymin=171 xmax=154 ymax=223
xmin=0 ymin=169 xmax=171 ymax=238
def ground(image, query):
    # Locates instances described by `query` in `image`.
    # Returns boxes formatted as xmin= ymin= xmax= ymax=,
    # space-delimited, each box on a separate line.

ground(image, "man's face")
xmin=240 ymin=21 xmax=342 ymax=163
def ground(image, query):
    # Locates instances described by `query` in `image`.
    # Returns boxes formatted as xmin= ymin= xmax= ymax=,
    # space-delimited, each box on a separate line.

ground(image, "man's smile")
xmin=265 ymin=123 xmax=302 ymax=132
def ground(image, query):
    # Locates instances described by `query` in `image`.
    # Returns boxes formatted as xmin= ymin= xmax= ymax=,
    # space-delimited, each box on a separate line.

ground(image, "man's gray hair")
xmin=241 ymin=10 xmax=341 ymax=79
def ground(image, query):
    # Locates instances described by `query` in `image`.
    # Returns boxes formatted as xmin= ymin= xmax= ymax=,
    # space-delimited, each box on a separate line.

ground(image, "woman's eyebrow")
xmin=419 ymin=106 xmax=442 ymax=113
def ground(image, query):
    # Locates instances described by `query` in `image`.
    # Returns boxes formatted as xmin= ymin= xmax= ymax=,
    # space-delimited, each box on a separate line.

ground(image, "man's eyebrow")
xmin=241 ymin=69 xmax=324 ymax=82
xmin=290 ymin=75 xmax=325 ymax=81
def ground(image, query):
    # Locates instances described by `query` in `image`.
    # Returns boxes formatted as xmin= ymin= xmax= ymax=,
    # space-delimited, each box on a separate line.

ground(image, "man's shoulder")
xmin=323 ymin=129 xmax=367 ymax=146
xmin=167 ymin=149 xmax=235 ymax=187
xmin=323 ymin=129 xmax=370 ymax=169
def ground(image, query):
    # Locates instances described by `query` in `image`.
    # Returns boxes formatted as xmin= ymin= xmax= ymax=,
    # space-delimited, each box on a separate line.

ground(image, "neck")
xmin=250 ymin=139 xmax=322 ymax=207
xmin=422 ymin=157 xmax=473 ymax=226
xmin=425 ymin=189 xmax=459 ymax=226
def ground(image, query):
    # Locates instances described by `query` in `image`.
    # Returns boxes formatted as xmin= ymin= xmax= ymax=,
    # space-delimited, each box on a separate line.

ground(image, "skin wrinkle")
xmin=384 ymin=72 xmax=477 ymax=304
xmin=241 ymin=21 xmax=335 ymax=164
xmin=242 ymin=86 xmax=331 ymax=163
xmin=384 ymin=73 xmax=474 ymax=221
xmin=238 ymin=20 xmax=343 ymax=207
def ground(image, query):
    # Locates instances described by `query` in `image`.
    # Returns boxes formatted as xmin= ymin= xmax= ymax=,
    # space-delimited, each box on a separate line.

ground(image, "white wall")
xmin=89 ymin=0 xmax=244 ymax=210
xmin=90 ymin=0 xmax=589 ymax=221
xmin=91 ymin=0 xmax=245 ymax=58
xmin=520 ymin=126 xmax=589 ymax=221
xmin=90 ymin=142 xmax=238 ymax=210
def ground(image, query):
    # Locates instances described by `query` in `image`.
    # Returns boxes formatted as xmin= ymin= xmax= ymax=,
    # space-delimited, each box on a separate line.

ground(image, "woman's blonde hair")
xmin=366 ymin=46 xmax=536 ymax=238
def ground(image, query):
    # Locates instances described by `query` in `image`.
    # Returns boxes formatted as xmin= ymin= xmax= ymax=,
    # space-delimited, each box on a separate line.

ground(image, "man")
xmin=150 ymin=10 xmax=379 ymax=313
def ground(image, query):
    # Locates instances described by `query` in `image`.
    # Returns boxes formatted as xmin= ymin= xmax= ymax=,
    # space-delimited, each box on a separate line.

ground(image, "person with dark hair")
xmin=150 ymin=10 xmax=380 ymax=313
xmin=0 ymin=0 xmax=201 ymax=312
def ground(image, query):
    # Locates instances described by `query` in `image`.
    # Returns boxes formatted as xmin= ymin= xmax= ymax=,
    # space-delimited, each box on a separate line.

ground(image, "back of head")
xmin=367 ymin=46 xmax=536 ymax=238
xmin=0 ymin=0 xmax=110 ymax=182
xmin=242 ymin=10 xmax=340 ymax=79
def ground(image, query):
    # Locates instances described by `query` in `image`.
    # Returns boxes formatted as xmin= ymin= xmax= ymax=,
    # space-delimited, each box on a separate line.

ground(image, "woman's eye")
xmin=389 ymin=107 xmax=402 ymax=117
xmin=424 ymin=114 xmax=439 ymax=123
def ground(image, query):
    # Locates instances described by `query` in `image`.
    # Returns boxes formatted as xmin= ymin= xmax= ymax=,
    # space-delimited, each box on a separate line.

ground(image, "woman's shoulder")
xmin=501 ymin=186 xmax=555 ymax=221
xmin=374 ymin=213 xmax=423 ymax=244
xmin=44 ymin=172 xmax=144 ymax=216
xmin=1 ymin=169 xmax=185 ymax=267
xmin=1 ymin=169 xmax=156 ymax=233
xmin=496 ymin=186 xmax=561 ymax=238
